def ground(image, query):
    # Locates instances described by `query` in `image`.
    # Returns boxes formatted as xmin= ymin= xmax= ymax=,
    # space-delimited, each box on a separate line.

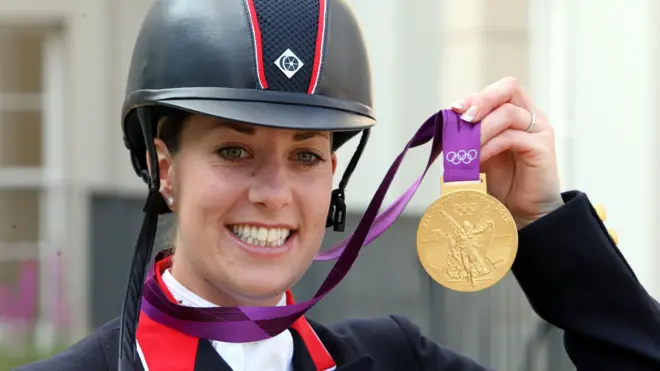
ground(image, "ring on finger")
xmin=525 ymin=110 xmax=536 ymax=132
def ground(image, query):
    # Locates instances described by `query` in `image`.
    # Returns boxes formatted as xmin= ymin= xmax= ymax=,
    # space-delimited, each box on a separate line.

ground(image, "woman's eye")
xmin=296 ymin=152 xmax=317 ymax=163
xmin=218 ymin=147 xmax=248 ymax=160
xmin=294 ymin=151 xmax=323 ymax=167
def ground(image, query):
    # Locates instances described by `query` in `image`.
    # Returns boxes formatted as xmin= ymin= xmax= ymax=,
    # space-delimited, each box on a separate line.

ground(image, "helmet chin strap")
xmin=118 ymin=192 xmax=159 ymax=371
xmin=118 ymin=108 xmax=168 ymax=371
xmin=326 ymin=129 xmax=370 ymax=232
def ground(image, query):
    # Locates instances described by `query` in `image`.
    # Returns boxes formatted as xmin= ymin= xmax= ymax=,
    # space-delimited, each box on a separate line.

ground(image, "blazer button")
xmin=595 ymin=204 xmax=607 ymax=221
xmin=608 ymin=228 xmax=618 ymax=245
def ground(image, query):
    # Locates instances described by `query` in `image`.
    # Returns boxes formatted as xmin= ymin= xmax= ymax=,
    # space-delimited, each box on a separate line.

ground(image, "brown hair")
xmin=157 ymin=111 xmax=188 ymax=155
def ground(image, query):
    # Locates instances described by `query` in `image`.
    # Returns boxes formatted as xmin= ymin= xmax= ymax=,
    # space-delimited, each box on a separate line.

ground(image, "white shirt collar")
xmin=161 ymin=269 xmax=294 ymax=371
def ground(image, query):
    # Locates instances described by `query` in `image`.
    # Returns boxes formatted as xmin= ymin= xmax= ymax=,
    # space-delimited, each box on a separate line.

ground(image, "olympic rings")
xmin=445 ymin=149 xmax=478 ymax=165
xmin=453 ymin=202 xmax=478 ymax=216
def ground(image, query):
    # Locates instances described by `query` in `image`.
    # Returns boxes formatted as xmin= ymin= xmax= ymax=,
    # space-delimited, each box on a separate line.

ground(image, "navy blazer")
xmin=13 ymin=192 xmax=660 ymax=370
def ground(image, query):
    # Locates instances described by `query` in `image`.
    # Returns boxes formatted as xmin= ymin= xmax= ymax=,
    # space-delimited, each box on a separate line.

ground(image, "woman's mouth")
xmin=228 ymin=224 xmax=294 ymax=248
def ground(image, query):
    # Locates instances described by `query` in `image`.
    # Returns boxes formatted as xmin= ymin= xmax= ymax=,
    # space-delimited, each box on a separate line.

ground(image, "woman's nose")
xmin=247 ymin=162 xmax=293 ymax=211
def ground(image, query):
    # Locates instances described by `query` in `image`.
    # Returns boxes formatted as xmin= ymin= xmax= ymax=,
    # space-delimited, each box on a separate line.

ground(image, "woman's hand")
xmin=450 ymin=77 xmax=564 ymax=228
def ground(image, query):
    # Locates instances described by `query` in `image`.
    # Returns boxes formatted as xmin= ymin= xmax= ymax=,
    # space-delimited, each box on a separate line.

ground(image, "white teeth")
xmin=230 ymin=224 xmax=292 ymax=247
xmin=258 ymin=227 xmax=268 ymax=240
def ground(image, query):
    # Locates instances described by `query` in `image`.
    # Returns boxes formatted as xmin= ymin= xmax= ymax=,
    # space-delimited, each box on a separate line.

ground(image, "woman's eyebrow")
xmin=293 ymin=131 xmax=330 ymax=141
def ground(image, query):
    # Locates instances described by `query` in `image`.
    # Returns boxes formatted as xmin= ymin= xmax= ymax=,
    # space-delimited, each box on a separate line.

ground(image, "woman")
xmin=15 ymin=0 xmax=660 ymax=370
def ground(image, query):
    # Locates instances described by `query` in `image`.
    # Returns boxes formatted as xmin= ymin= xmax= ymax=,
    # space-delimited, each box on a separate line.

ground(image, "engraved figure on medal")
xmin=441 ymin=204 xmax=495 ymax=286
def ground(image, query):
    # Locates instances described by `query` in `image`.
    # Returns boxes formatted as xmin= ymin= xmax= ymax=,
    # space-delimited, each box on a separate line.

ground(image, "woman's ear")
xmin=147 ymin=138 xmax=176 ymax=207
xmin=331 ymin=152 xmax=337 ymax=175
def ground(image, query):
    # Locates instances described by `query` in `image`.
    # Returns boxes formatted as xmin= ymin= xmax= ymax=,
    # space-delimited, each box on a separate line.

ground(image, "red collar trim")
xmin=153 ymin=255 xmax=177 ymax=303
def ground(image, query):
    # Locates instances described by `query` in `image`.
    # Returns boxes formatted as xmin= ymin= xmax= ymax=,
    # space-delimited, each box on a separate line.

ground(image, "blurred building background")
xmin=0 ymin=0 xmax=658 ymax=370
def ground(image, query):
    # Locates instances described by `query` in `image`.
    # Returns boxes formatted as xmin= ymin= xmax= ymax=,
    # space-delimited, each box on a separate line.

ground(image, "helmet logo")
xmin=274 ymin=48 xmax=304 ymax=79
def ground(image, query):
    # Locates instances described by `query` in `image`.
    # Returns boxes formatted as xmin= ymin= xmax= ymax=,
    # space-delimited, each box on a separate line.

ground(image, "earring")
xmin=166 ymin=197 xmax=175 ymax=206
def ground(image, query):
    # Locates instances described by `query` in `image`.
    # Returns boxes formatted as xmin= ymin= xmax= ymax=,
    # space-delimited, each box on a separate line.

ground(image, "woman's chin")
xmin=210 ymin=267 xmax=288 ymax=304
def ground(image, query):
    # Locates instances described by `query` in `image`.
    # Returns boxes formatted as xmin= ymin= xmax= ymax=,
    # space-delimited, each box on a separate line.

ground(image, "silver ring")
xmin=525 ymin=110 xmax=536 ymax=132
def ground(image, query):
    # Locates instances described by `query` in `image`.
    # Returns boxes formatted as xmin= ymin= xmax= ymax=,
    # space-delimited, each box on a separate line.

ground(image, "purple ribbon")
xmin=141 ymin=109 xmax=474 ymax=342
xmin=442 ymin=115 xmax=480 ymax=182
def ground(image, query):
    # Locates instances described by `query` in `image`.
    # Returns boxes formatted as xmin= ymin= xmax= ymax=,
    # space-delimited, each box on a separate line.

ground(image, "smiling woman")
xmin=154 ymin=113 xmax=336 ymax=308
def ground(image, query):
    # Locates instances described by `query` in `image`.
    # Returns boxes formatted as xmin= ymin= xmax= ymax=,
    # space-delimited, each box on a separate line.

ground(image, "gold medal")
xmin=416 ymin=174 xmax=518 ymax=292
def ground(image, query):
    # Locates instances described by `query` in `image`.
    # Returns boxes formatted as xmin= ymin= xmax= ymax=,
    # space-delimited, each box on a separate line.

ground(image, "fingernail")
xmin=461 ymin=106 xmax=478 ymax=122
xmin=450 ymin=101 xmax=464 ymax=110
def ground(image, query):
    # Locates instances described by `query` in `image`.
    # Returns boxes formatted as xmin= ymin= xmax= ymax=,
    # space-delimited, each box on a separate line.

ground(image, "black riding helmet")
xmin=118 ymin=0 xmax=375 ymax=369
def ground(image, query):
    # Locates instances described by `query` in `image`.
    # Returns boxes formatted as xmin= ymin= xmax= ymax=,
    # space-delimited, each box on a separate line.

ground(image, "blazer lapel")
xmin=290 ymin=320 xmax=374 ymax=371
xmin=291 ymin=329 xmax=317 ymax=371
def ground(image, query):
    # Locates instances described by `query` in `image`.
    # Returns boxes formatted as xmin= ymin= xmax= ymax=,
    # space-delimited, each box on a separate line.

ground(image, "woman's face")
xmin=154 ymin=115 xmax=336 ymax=306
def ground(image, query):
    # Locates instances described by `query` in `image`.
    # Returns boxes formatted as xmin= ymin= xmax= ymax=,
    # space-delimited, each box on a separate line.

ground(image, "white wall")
xmin=336 ymin=0 xmax=444 ymax=214
xmin=530 ymin=0 xmax=660 ymax=298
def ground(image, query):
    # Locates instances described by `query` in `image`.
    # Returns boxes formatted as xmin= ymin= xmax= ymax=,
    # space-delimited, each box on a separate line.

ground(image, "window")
xmin=0 ymin=24 xmax=65 ymax=355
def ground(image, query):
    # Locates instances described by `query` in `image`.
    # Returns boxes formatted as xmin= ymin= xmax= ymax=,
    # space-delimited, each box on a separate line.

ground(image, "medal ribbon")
xmin=141 ymin=109 xmax=473 ymax=342
xmin=442 ymin=115 xmax=480 ymax=182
